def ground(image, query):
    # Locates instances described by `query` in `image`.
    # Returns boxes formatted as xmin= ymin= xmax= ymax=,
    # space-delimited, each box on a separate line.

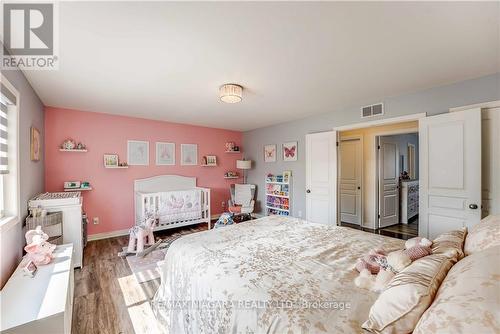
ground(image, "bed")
xmin=134 ymin=175 xmax=211 ymax=230
xmin=152 ymin=215 xmax=404 ymax=333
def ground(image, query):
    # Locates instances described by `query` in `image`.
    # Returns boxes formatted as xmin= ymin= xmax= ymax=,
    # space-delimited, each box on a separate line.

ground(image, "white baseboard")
xmin=88 ymin=215 xmax=265 ymax=242
xmin=87 ymin=228 xmax=129 ymax=241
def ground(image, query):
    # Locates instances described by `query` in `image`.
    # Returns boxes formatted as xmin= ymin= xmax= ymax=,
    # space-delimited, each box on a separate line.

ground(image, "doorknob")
xmin=357 ymin=186 xmax=361 ymax=190
xmin=469 ymin=204 xmax=478 ymax=210
xmin=306 ymin=189 xmax=311 ymax=193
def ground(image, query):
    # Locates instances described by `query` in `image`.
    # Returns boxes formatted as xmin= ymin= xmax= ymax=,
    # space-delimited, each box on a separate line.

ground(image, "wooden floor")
xmin=341 ymin=218 xmax=419 ymax=240
xmin=72 ymin=224 xmax=208 ymax=334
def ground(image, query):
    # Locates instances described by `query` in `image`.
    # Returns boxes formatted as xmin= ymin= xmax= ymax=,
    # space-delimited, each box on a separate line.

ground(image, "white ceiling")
xmin=21 ymin=1 xmax=499 ymax=131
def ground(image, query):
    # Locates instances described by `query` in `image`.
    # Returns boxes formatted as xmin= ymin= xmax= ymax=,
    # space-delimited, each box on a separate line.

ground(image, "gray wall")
xmin=243 ymin=73 xmax=500 ymax=219
xmin=0 ymin=67 xmax=45 ymax=288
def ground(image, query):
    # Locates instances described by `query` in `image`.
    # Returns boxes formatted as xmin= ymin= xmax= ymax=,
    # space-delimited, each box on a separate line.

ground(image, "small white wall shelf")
xmin=224 ymin=151 xmax=242 ymax=154
xmin=64 ymin=187 xmax=92 ymax=192
xmin=201 ymin=164 xmax=217 ymax=167
xmin=224 ymin=176 xmax=239 ymax=179
xmin=59 ymin=149 xmax=87 ymax=152
xmin=105 ymin=166 xmax=129 ymax=169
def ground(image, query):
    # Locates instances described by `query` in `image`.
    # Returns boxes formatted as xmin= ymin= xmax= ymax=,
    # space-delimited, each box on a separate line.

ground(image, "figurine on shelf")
xmin=118 ymin=162 xmax=128 ymax=167
xmin=225 ymin=171 xmax=238 ymax=178
xmin=76 ymin=142 xmax=86 ymax=150
xmin=225 ymin=142 xmax=235 ymax=151
xmin=61 ymin=139 xmax=76 ymax=150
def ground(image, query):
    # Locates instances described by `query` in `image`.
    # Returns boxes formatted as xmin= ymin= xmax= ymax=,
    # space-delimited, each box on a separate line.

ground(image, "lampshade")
xmin=219 ymin=84 xmax=243 ymax=103
xmin=236 ymin=159 xmax=252 ymax=169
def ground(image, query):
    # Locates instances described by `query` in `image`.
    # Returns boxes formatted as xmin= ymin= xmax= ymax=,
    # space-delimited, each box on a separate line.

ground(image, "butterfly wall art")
xmin=264 ymin=144 xmax=277 ymax=162
xmin=282 ymin=141 xmax=298 ymax=162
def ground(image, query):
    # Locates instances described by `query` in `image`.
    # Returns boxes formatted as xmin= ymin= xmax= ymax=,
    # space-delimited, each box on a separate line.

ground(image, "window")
xmin=0 ymin=79 xmax=19 ymax=221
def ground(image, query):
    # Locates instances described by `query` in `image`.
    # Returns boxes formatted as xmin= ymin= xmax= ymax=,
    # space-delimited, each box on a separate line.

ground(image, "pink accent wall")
xmin=45 ymin=107 xmax=242 ymax=236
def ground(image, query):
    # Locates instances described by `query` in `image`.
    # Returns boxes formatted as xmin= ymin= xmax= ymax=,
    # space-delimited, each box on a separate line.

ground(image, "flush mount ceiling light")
xmin=219 ymin=84 xmax=243 ymax=103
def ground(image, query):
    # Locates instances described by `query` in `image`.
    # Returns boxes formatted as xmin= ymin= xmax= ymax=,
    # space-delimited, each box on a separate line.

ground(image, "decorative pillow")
xmin=362 ymin=254 xmax=454 ymax=334
xmin=464 ymin=215 xmax=500 ymax=256
xmin=431 ymin=227 xmax=467 ymax=261
xmin=414 ymin=246 xmax=500 ymax=334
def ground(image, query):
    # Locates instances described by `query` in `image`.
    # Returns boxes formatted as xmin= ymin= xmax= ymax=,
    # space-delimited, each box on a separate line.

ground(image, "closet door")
xmin=419 ymin=108 xmax=481 ymax=238
xmin=305 ymin=131 xmax=337 ymax=225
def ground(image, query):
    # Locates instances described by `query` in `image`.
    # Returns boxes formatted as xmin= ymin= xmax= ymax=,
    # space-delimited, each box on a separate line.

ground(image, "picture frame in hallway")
xmin=127 ymin=140 xmax=149 ymax=165
xmin=282 ymin=141 xmax=297 ymax=162
xmin=156 ymin=142 xmax=175 ymax=165
xmin=264 ymin=144 xmax=276 ymax=162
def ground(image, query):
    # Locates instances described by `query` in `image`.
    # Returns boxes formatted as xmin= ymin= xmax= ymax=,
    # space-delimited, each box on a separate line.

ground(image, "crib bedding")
xmin=156 ymin=189 xmax=201 ymax=222
xmin=152 ymin=215 xmax=404 ymax=333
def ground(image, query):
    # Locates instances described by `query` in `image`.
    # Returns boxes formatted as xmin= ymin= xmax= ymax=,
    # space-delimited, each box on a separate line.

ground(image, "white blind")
xmin=0 ymin=101 xmax=8 ymax=174
xmin=0 ymin=83 xmax=15 ymax=175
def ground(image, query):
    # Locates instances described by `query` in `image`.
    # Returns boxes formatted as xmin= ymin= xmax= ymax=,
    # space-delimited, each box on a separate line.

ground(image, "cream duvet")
xmin=153 ymin=216 xmax=404 ymax=333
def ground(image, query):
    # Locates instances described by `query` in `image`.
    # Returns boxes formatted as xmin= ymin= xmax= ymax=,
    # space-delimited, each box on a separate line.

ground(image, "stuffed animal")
xmin=405 ymin=236 xmax=432 ymax=249
xmin=25 ymin=226 xmax=49 ymax=244
xmin=214 ymin=212 xmax=234 ymax=229
xmin=355 ymin=248 xmax=386 ymax=274
xmin=24 ymin=226 xmax=56 ymax=265
xmin=355 ymin=241 xmax=433 ymax=292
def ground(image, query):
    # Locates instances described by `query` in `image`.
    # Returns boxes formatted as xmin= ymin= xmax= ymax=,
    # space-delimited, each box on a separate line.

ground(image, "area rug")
xmin=126 ymin=226 xmax=205 ymax=283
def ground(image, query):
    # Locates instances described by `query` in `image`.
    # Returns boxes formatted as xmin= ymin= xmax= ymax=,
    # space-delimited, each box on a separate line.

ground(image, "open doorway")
xmin=376 ymin=133 xmax=419 ymax=238
xmin=338 ymin=120 xmax=420 ymax=239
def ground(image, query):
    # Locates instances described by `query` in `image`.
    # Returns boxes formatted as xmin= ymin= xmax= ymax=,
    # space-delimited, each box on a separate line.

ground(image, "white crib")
xmin=134 ymin=175 xmax=211 ymax=230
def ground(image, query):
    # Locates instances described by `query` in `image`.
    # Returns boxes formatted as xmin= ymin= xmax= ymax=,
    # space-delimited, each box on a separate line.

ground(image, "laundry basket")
xmin=24 ymin=211 xmax=63 ymax=245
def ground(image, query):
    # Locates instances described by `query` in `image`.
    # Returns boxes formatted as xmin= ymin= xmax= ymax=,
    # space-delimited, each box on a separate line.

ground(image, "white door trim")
xmin=333 ymin=113 xmax=427 ymax=132
xmin=339 ymin=135 xmax=364 ymax=226
xmin=449 ymin=100 xmax=500 ymax=112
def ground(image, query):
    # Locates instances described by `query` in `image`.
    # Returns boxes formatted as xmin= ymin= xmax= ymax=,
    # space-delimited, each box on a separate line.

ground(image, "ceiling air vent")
xmin=361 ymin=103 xmax=384 ymax=118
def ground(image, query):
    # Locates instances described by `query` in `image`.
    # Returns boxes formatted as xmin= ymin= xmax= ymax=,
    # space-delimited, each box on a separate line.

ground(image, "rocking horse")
xmin=118 ymin=214 xmax=163 ymax=258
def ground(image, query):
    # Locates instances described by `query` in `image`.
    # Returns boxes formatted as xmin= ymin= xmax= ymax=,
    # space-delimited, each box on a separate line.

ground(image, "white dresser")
xmin=401 ymin=180 xmax=419 ymax=224
xmin=0 ymin=244 xmax=74 ymax=334
xmin=29 ymin=192 xmax=83 ymax=268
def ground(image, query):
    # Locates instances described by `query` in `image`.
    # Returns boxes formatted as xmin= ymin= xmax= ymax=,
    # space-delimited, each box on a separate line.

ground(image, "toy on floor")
xmin=118 ymin=214 xmax=159 ymax=258
xmin=214 ymin=212 xmax=235 ymax=229
xmin=24 ymin=226 xmax=56 ymax=265
xmin=354 ymin=236 xmax=432 ymax=292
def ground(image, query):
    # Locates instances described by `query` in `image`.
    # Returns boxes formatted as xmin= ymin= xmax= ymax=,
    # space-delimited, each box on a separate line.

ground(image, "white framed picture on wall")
xmin=282 ymin=141 xmax=297 ymax=161
xmin=156 ymin=142 xmax=175 ymax=165
xmin=264 ymin=144 xmax=277 ymax=162
xmin=181 ymin=144 xmax=198 ymax=165
xmin=128 ymin=140 xmax=149 ymax=165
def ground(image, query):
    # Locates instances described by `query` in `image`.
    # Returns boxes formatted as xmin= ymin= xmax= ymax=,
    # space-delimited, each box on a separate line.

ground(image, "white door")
xmin=419 ymin=108 xmax=481 ymax=238
xmin=340 ymin=138 xmax=362 ymax=225
xmin=378 ymin=136 xmax=400 ymax=228
xmin=306 ymin=131 xmax=337 ymax=225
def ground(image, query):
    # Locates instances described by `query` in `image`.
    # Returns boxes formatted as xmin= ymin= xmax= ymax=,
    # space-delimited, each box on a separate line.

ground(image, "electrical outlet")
xmin=93 ymin=217 xmax=99 ymax=225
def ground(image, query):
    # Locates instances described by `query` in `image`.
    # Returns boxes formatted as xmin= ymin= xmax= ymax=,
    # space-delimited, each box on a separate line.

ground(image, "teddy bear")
xmin=24 ymin=226 xmax=56 ymax=265
xmin=355 ymin=236 xmax=432 ymax=292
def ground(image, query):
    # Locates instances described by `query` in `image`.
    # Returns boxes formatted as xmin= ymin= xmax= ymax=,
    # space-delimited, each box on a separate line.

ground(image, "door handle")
xmin=469 ymin=204 xmax=478 ymax=210
xmin=357 ymin=186 xmax=361 ymax=190
xmin=306 ymin=189 xmax=311 ymax=193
